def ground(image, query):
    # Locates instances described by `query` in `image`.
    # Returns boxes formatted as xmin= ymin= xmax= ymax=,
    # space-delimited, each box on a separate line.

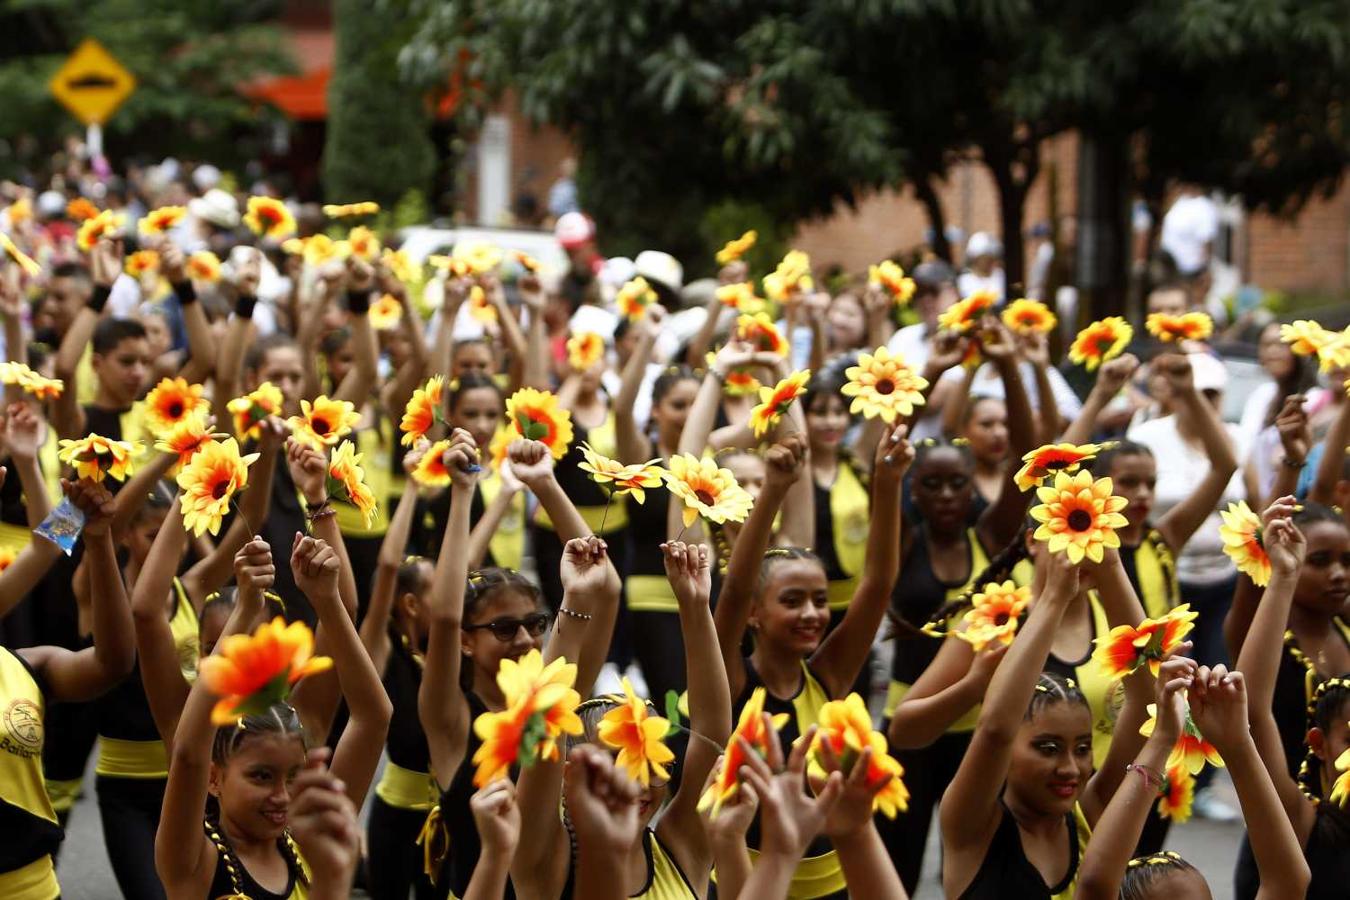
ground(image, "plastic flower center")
xmin=168 ymin=401 xmax=183 ymax=418
xmin=993 ymin=612 xmax=1010 ymax=626
xmin=313 ymin=416 xmax=331 ymax=435
xmin=875 ymin=378 xmax=895 ymax=395
xmin=1045 ymin=457 xmax=1072 ymax=470
xmin=695 ymin=488 xmax=716 ymax=506
xmin=1093 ymin=336 xmax=1110 ymax=354
xmin=1067 ymin=509 xmax=1092 ymax=532
xmin=212 ymin=478 xmax=230 ymax=499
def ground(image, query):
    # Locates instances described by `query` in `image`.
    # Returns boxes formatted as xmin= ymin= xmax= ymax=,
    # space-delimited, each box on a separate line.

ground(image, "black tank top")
xmin=251 ymin=449 xmax=311 ymax=626
xmin=204 ymin=817 xmax=305 ymax=900
xmin=382 ymin=635 xmax=430 ymax=774
xmin=410 ymin=483 xmax=489 ymax=563
xmin=550 ymin=422 xmax=609 ymax=510
xmin=957 ymin=803 xmax=1081 ymax=899
xmin=1235 ymin=804 xmax=1350 ymax=900
xmin=890 ymin=529 xmax=980 ymax=685
xmin=626 ymin=479 xmax=670 ymax=578
xmin=1276 ymin=623 xmax=1350 ymax=780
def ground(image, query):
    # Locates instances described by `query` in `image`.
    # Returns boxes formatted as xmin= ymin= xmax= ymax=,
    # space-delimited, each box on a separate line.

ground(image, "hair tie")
xmin=951 ymin=437 xmax=971 ymax=447
xmin=1064 ymin=677 xmax=1077 ymax=690
xmin=1034 ymin=683 xmax=1050 ymax=693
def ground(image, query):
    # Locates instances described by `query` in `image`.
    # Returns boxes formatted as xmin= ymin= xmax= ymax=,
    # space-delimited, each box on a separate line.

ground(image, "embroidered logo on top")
xmin=3 ymin=698 xmax=42 ymax=757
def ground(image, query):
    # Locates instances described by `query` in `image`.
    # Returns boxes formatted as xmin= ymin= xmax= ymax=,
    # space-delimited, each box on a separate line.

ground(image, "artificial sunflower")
xmin=1093 ymin=604 xmax=1198 ymax=681
xmin=5 ymin=197 xmax=30 ymax=225
xmin=1014 ymin=441 xmax=1112 ymax=492
xmin=805 ymin=693 xmax=910 ymax=818
xmin=243 ymin=196 xmax=296 ymax=241
xmin=724 ymin=369 xmax=761 ymax=397
xmin=177 ymin=437 xmax=259 ymax=537
xmin=300 ymin=234 xmax=340 ymax=267
xmin=187 ymin=250 xmax=221 ymax=283
xmin=841 ymin=346 xmax=928 ymax=424
xmin=617 ymin=277 xmax=658 ymax=320
xmin=322 ymin=201 xmax=380 ymax=218
xmin=716 ymin=230 xmax=757 ymax=265
xmin=489 ymin=426 xmax=513 ymax=471
xmin=411 ymin=439 xmax=453 ymax=488
xmin=1157 ymin=765 xmax=1194 ymax=823
xmin=369 ymin=293 xmax=404 ymax=331
xmin=1030 ymin=470 xmax=1129 ymax=564
xmin=698 ymin=687 xmax=789 ymax=818
xmin=124 ymin=250 xmax=160 ymax=279
xmin=715 ymin=282 xmax=763 ymax=314
xmin=471 ymin=649 xmax=583 ymax=787
xmin=868 ymin=260 xmax=916 ymax=306
xmin=76 ymin=210 xmax=124 ymax=252
xmin=66 ymin=197 xmax=99 ymax=222
xmin=57 ymin=434 xmax=139 ymax=483
xmin=578 ymin=442 xmax=664 ymax=504
xmin=1219 ymin=500 xmax=1270 ymax=586
xmin=466 ymin=284 xmax=497 ymax=323
xmin=513 ymin=250 xmax=541 ymax=272
xmin=1142 ymin=708 xmax=1225 ymax=776
xmin=663 ymin=453 xmax=754 ymax=528
xmin=567 ymin=332 xmax=605 ymax=372
xmin=0 ymin=361 xmax=63 ymax=400
xmin=955 ymin=581 xmax=1031 ymax=652
xmin=937 ymin=290 xmax=997 ymax=334
xmin=0 ymin=546 xmax=15 ymax=573
xmin=227 ymin=382 xmax=284 ymax=442
xmin=1280 ymin=320 xmax=1331 ymax=357
xmin=1069 ymin=317 xmax=1134 ymax=371
xmin=329 ymin=440 xmax=378 ymax=527
xmin=1001 ymin=298 xmax=1057 ymax=335
xmin=382 ymin=248 xmax=417 ymax=285
xmin=735 ymin=312 xmax=787 ymax=356
xmin=453 ymin=240 xmax=503 ymax=276
xmin=598 ymin=677 xmax=675 ymax=786
xmin=346 ymin=226 xmax=381 ymax=262
xmin=401 ymin=376 xmax=444 ymax=447
xmin=750 ymin=369 xmax=811 ymax=438
xmin=139 ymin=205 xmax=186 ymax=235
xmin=154 ymin=414 xmax=223 ymax=472
xmin=198 ymin=617 xmax=332 ymax=726
xmin=289 ymin=396 xmax=361 ymax=449
xmin=0 ymin=232 xmax=41 ymax=277
xmin=762 ymin=250 xmax=813 ymax=302
xmin=1331 ymin=747 xmax=1350 ymax=807
xmin=506 ymin=387 xmax=573 ymax=460
xmin=1146 ymin=312 xmax=1214 ymax=343
xmin=1318 ymin=328 xmax=1350 ymax=373
xmin=144 ymin=377 xmax=209 ymax=438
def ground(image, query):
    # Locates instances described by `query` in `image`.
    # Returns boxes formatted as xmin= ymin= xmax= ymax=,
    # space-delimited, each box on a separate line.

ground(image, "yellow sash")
xmin=0 ymin=854 xmax=59 ymax=900
xmin=376 ymin=761 xmax=439 ymax=811
xmin=95 ymin=736 xmax=169 ymax=779
xmin=480 ymin=474 xmax=525 ymax=572
xmin=829 ymin=462 xmax=869 ymax=580
xmin=625 ymin=574 xmax=679 ymax=613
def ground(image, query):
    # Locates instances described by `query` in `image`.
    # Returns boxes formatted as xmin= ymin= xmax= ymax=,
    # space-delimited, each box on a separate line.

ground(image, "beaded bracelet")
xmin=306 ymin=498 xmax=335 ymax=521
xmin=558 ymin=606 xmax=593 ymax=621
xmin=1125 ymin=762 xmax=1164 ymax=793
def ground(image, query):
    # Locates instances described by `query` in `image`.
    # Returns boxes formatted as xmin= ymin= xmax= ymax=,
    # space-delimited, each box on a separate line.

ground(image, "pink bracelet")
xmin=1125 ymin=763 xmax=1164 ymax=793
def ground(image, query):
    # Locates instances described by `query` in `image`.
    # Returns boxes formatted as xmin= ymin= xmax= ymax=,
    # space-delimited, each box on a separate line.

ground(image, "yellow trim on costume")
xmin=0 ymin=854 xmax=59 ymax=900
xmin=1135 ymin=530 xmax=1178 ymax=618
xmin=42 ymin=777 xmax=82 ymax=813
xmin=335 ymin=420 xmax=394 ymax=536
xmin=826 ymin=576 xmax=857 ymax=611
xmin=638 ymin=830 xmax=698 ymax=899
xmin=743 ymin=847 xmax=845 ymax=899
xmin=95 ymin=736 xmax=168 ymax=779
xmin=76 ymin=344 xmax=96 ymax=406
xmin=480 ymin=473 xmax=525 ymax=571
xmin=375 ymin=761 xmax=440 ymax=811
xmin=0 ymin=521 xmax=32 ymax=552
xmin=829 ymin=462 xmax=869 ymax=580
xmin=792 ymin=662 xmax=829 ymax=731
xmin=886 ymin=679 xmax=981 ymax=732
xmin=169 ymin=577 xmax=200 ymax=685
xmin=625 ymin=574 xmax=679 ymax=613
xmin=1051 ymin=804 xmax=1093 ymax=900
xmin=1079 ymin=594 xmax=1119 ymax=767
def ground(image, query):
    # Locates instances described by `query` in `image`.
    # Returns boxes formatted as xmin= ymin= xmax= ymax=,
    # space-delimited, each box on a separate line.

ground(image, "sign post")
xmin=48 ymin=38 xmax=137 ymax=141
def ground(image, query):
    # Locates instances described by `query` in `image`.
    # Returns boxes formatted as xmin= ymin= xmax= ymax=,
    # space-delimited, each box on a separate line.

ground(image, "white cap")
xmin=966 ymin=231 xmax=1003 ymax=260
xmin=1187 ymin=352 xmax=1228 ymax=392
xmin=189 ymin=188 xmax=240 ymax=229
xmin=37 ymin=190 xmax=66 ymax=218
xmin=634 ymin=249 xmax=683 ymax=292
xmin=598 ymin=256 xmax=636 ymax=288
xmin=555 ymin=211 xmax=595 ymax=249
xmin=192 ymin=164 xmax=222 ymax=192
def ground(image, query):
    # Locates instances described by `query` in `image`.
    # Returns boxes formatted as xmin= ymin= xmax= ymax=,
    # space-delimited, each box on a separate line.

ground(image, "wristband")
xmin=90 ymin=284 xmax=111 ymax=313
xmin=1280 ymin=455 xmax=1306 ymax=469
xmin=306 ymin=499 xmax=334 ymax=522
xmin=557 ymin=606 xmax=593 ymax=621
xmin=345 ymin=289 xmax=371 ymax=315
xmin=235 ymin=294 xmax=257 ymax=320
xmin=172 ymin=280 xmax=198 ymax=305
xmin=1125 ymin=762 xmax=1164 ymax=793
xmin=709 ymin=367 xmax=728 ymax=384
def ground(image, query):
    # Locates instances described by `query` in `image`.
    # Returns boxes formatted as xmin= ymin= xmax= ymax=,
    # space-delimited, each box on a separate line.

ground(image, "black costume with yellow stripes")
xmin=0 ymin=647 xmax=62 ymax=900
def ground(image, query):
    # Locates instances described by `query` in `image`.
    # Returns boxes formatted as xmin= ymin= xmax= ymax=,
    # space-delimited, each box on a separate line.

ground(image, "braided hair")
xmin=1296 ymin=675 xmax=1350 ymax=804
xmin=211 ymin=702 xmax=305 ymax=765
xmin=1090 ymin=440 xmax=1154 ymax=478
xmin=1027 ymin=671 xmax=1089 ymax=721
xmin=1120 ymin=851 xmax=1199 ymax=899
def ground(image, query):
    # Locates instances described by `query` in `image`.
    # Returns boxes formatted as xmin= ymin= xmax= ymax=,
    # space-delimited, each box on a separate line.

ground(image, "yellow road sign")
xmin=49 ymin=38 xmax=137 ymax=126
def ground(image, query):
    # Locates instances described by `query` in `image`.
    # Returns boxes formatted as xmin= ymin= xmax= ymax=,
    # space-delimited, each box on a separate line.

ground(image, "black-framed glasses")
xmin=464 ymin=613 xmax=550 ymax=642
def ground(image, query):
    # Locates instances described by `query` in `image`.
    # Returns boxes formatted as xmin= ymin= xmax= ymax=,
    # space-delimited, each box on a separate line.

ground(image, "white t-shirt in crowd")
xmin=1126 ymin=414 xmax=1247 ymax=586
xmin=885 ymin=323 xmax=933 ymax=371
xmin=957 ymin=269 xmax=1005 ymax=302
xmin=1160 ymin=195 xmax=1218 ymax=276
xmin=938 ymin=360 xmax=1084 ymax=425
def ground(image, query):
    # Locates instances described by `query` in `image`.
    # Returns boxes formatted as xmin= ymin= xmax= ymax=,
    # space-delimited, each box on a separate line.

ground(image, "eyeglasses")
xmin=464 ymin=613 xmax=550 ymax=642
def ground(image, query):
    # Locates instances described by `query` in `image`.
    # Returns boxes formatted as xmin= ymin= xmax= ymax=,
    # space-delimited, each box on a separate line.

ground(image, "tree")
xmin=0 ymin=0 xmax=293 ymax=170
xmin=322 ymin=0 xmax=436 ymax=208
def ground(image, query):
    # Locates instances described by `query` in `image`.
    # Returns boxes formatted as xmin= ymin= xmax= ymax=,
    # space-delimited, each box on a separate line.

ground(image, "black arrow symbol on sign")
xmin=66 ymin=74 xmax=118 ymax=90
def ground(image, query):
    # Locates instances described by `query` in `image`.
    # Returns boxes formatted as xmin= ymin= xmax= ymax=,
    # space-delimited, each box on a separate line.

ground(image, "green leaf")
xmin=518 ymin=710 xmax=549 ymax=769
xmin=664 ymin=689 xmax=683 ymax=737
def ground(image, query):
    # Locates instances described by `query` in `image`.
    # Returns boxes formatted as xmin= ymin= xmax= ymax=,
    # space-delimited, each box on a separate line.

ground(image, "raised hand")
xmin=233 ymin=247 xmax=262 ymax=296
xmin=564 ymin=744 xmax=643 ymax=856
xmin=1096 ymin=353 xmax=1141 ymax=396
xmin=470 ymin=779 xmax=522 ymax=858
xmin=1263 ymin=513 xmax=1306 ymax=579
xmin=344 ymin=255 xmax=375 ymax=293
xmin=697 ymin=754 xmax=759 ymax=846
xmin=717 ymin=260 xmax=749 ymax=286
xmin=1017 ymin=331 xmax=1050 ymax=367
xmin=443 ymin=427 xmax=481 ymax=490
xmin=560 ymin=535 xmax=619 ymax=598
xmin=288 ymin=748 xmax=361 ymax=897
xmin=1187 ymin=665 xmax=1250 ymax=753
xmin=89 ymin=237 xmax=124 ymax=288
xmin=811 ymin=742 xmax=894 ymax=840
xmin=506 ymin=438 xmax=554 ymax=490
xmin=1148 ymin=655 xmax=1198 ymax=750
xmin=925 ymin=329 xmax=970 ymax=374
xmin=64 ymin=477 xmax=115 ymax=536
xmin=763 ymin=434 xmax=807 ymax=492
xmin=233 ymin=537 xmax=276 ymax=603
xmin=291 ymin=534 xmax=340 ymax=601
xmin=1274 ymin=394 xmax=1311 ymax=463
xmin=873 ymin=422 xmax=914 ymax=479
xmin=712 ymin=338 xmax=758 ymax=375
xmin=286 ymin=437 xmax=329 ymax=506
xmin=160 ymin=242 xmax=186 ymax=284
xmin=661 ymin=541 xmax=711 ymax=610
xmin=5 ymin=401 xmax=43 ymax=461
xmin=738 ymin=723 xmax=843 ymax=859
xmin=977 ymin=317 xmax=1017 ymax=363
xmin=1157 ymin=353 xmax=1196 ymax=395
xmin=967 ymin=642 xmax=1010 ymax=687
xmin=257 ymin=415 xmax=290 ymax=454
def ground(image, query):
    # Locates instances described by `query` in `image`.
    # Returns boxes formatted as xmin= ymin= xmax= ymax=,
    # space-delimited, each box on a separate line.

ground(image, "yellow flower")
xmin=805 ymin=693 xmax=910 ymax=818
xmin=735 ymin=312 xmax=787 ymax=356
xmin=0 ymin=546 xmax=15 ymax=573
xmin=841 ymin=346 xmax=928 ymax=423
xmin=139 ymin=205 xmax=186 ymax=235
xmin=1030 ymin=469 xmax=1129 ymax=564
xmin=0 ymin=362 xmax=63 ymax=400
xmin=243 ymin=196 xmax=296 ymax=241
xmin=57 ymin=435 xmax=139 ymax=483
xmin=715 ymin=282 xmax=763 ymax=314
xmin=598 ymin=677 xmax=675 ymax=786
xmin=227 ymin=382 xmax=284 ymax=441
xmin=1139 ymin=706 xmax=1224 ymax=775
xmin=750 ymin=369 xmax=811 ymax=438
xmin=1001 ymin=298 xmax=1057 ymax=335
xmin=76 ymin=209 xmax=124 ymax=252
xmin=577 ymin=443 xmax=664 ymax=504
xmin=567 ymin=331 xmax=605 ymax=372
xmin=1093 ymin=604 xmax=1198 ymax=681
xmin=699 ymin=687 xmax=789 ymax=818
xmin=294 ymin=234 xmax=339 ymax=267
xmin=762 ymin=250 xmax=813 ymax=302
xmin=663 ymin=453 xmax=754 ymax=528
xmin=1317 ymin=328 xmax=1350 ymax=374
xmin=489 ymin=426 xmax=513 ymax=471
xmin=1014 ymin=441 xmax=1113 ymax=492
xmin=1280 ymin=320 xmax=1331 ymax=357
xmin=66 ymin=197 xmax=99 ymax=222
xmin=176 ymin=437 xmax=260 ymax=537
xmin=868 ymin=260 xmax=916 ymax=306
xmin=187 ymin=250 xmax=221 ymax=283
xmin=411 ymin=439 xmax=453 ymax=487
xmin=513 ymin=250 xmax=541 ymax=272
xmin=506 ymin=388 xmax=573 ymax=460
xmin=322 ymin=201 xmax=380 ymax=218
xmin=1331 ymin=746 xmax=1350 ymax=807
xmin=1219 ymin=500 xmax=1270 ymax=586
xmin=724 ymin=368 xmax=760 ymax=397
xmin=289 ymin=396 xmax=361 ymax=449
xmin=154 ymin=413 xmax=223 ymax=473
xmin=617 ymin=277 xmax=658 ymax=320
xmin=955 ymin=581 xmax=1031 ymax=652
xmin=937 ymin=290 xmax=997 ymax=333
xmin=346 ymin=226 xmax=381 ymax=262
xmin=716 ymin=230 xmax=758 ymax=265
xmin=198 ymin=617 xmax=332 ymax=726
xmin=401 ymin=376 xmax=444 ymax=447
xmin=369 ymin=293 xmax=404 ymax=330
xmin=0 ymin=232 xmax=40 ymax=277
xmin=329 ymin=440 xmax=378 ymax=527
xmin=1146 ymin=312 xmax=1213 ymax=343
xmin=144 ymin=377 xmax=209 ymax=438
xmin=5 ymin=196 xmax=31 ymax=224
xmin=1069 ymin=317 xmax=1134 ymax=371
xmin=453 ymin=240 xmax=504 ymax=276
xmin=124 ymin=250 xmax=160 ymax=279
xmin=472 ymin=649 xmax=583 ymax=787
xmin=382 ymin=248 xmax=417 ymax=284
xmin=1157 ymin=765 xmax=1194 ymax=823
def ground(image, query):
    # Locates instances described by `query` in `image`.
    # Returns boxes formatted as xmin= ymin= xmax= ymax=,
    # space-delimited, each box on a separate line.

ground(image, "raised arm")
xmin=518 ymin=274 xmax=550 ymax=390
xmin=377 ymin=277 xmax=428 ymax=424
xmin=974 ymin=324 xmax=1036 ymax=551
xmin=1020 ymin=333 xmax=1061 ymax=444
xmin=509 ymin=437 xmax=590 ymax=541
xmin=130 ymin=497 xmax=193 ymax=745
xmin=1264 ymin=395 xmax=1309 ymax=509
xmin=332 ymin=258 xmax=378 ymax=406
xmin=6 ymin=401 xmax=53 ymax=527
xmin=887 ymin=637 xmax=1003 ymax=750
xmin=1153 ymin=354 xmax=1239 ymax=552
xmin=160 ymin=243 xmax=216 ymax=384
xmin=1060 ymin=353 xmax=1139 ymax=446
xmin=359 ymin=454 xmax=422 ymax=675
xmin=615 ymin=306 xmax=663 ymax=464
xmin=53 ymin=240 xmax=121 ymax=438
xmin=1310 ymin=387 xmax=1350 ymax=505
xmin=430 ymin=277 xmax=468 ymax=378
xmin=108 ymin=449 xmax=175 ymax=538
xmin=211 ymin=250 xmax=261 ymax=427
xmin=813 ymin=422 xmax=911 ymax=697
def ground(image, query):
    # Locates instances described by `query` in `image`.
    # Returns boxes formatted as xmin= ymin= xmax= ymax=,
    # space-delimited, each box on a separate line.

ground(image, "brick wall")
xmin=1245 ymin=183 xmax=1350 ymax=296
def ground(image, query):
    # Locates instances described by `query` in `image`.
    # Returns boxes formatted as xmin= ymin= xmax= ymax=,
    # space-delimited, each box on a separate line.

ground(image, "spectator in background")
xmin=1160 ymin=185 xmax=1218 ymax=282
xmin=957 ymin=231 xmax=1006 ymax=301
xmin=885 ymin=259 xmax=959 ymax=372
xmin=547 ymin=156 xmax=580 ymax=220
xmin=1025 ymin=221 xmax=1054 ymax=300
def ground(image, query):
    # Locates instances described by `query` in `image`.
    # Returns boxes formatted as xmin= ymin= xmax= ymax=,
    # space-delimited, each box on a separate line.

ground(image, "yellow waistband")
xmin=42 ymin=777 xmax=83 ymax=812
xmin=740 ymin=847 xmax=844 ymax=898
xmin=826 ymin=577 xmax=857 ymax=611
xmin=0 ymin=854 xmax=59 ymax=900
xmin=625 ymin=575 xmax=679 ymax=613
xmin=376 ymin=761 xmax=440 ymax=811
xmin=886 ymin=681 xmax=979 ymax=732
xmin=95 ymin=736 xmax=169 ymax=779
xmin=535 ymin=501 xmax=628 ymax=535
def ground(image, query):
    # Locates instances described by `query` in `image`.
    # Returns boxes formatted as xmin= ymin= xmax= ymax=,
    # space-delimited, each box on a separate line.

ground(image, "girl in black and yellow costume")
xmin=938 ymin=550 xmax=1164 ymax=900
xmin=1232 ymin=501 xmax=1350 ymax=900
xmin=710 ymin=426 xmax=908 ymax=899
xmin=156 ymin=533 xmax=390 ymax=900
xmin=1 ymin=477 xmax=136 ymax=900
xmin=417 ymin=434 xmax=600 ymax=900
